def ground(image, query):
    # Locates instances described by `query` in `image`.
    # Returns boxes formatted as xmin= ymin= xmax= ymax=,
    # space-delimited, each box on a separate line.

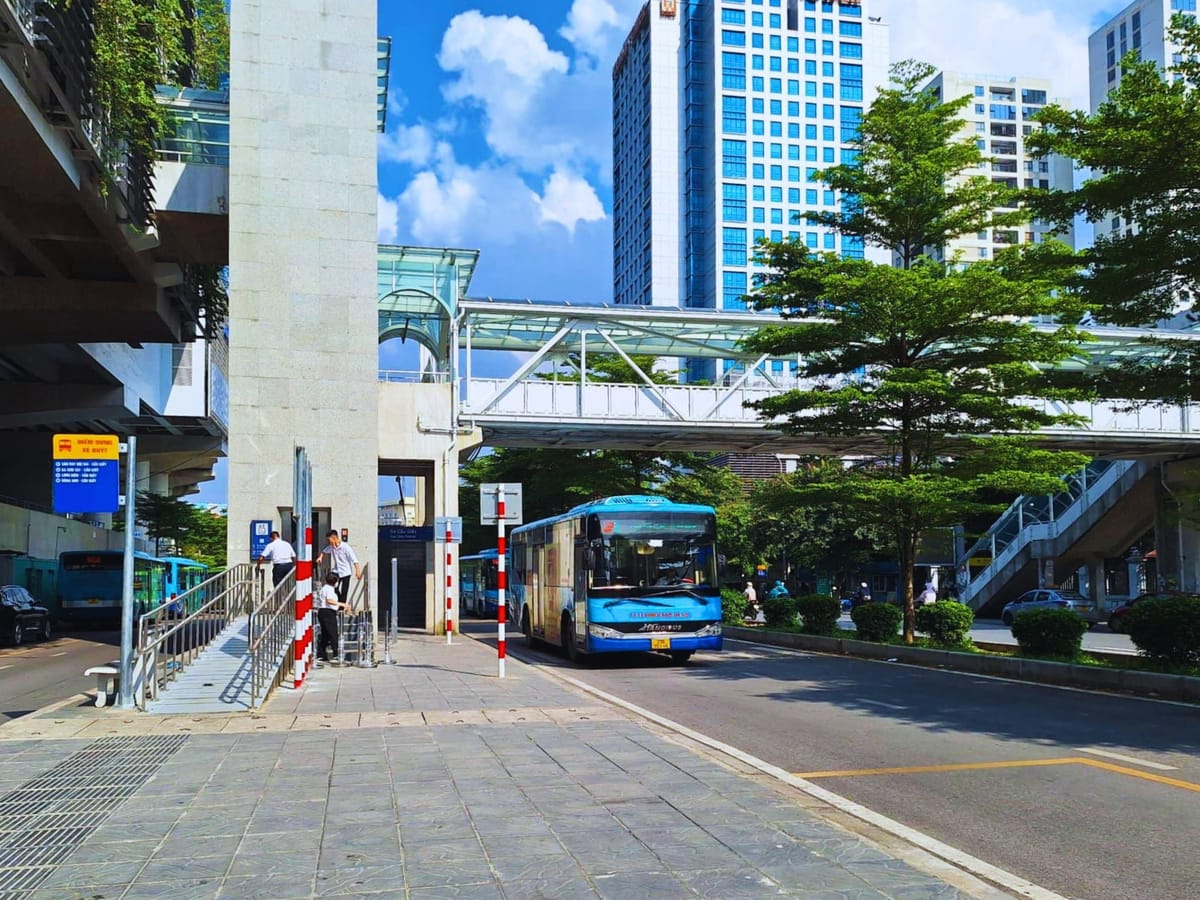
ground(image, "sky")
xmin=195 ymin=0 xmax=1129 ymax=505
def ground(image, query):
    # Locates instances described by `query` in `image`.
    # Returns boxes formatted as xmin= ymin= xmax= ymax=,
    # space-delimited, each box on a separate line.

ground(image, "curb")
xmin=725 ymin=626 xmax=1200 ymax=703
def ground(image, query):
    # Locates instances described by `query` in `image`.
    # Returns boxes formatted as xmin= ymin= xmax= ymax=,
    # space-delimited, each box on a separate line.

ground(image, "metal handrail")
xmin=248 ymin=569 xmax=297 ymax=708
xmin=134 ymin=563 xmax=260 ymax=710
xmin=957 ymin=460 xmax=1135 ymax=604
xmin=337 ymin=565 xmax=375 ymax=668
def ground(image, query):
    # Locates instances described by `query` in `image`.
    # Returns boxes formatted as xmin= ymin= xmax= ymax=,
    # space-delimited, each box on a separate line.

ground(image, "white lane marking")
xmin=51 ymin=652 xmax=67 ymax=657
xmin=860 ymin=699 xmax=909 ymax=711
xmin=724 ymin=638 xmax=1200 ymax=709
xmin=1075 ymin=747 xmax=1178 ymax=771
xmin=0 ymin=665 xmax=12 ymax=671
xmin=537 ymin=664 xmax=1067 ymax=900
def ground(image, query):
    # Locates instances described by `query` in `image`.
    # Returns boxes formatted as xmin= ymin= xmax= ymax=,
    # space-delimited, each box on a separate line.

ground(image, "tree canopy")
xmin=743 ymin=60 xmax=1093 ymax=641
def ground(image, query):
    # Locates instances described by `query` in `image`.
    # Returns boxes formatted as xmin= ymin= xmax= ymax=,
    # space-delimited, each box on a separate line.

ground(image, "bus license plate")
xmin=87 ymin=598 xmax=101 ymax=605
xmin=651 ymin=638 xmax=670 ymax=650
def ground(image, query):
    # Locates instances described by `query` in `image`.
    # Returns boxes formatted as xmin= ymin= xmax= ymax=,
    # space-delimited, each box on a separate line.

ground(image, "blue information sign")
xmin=250 ymin=519 xmax=274 ymax=562
xmin=52 ymin=434 xmax=120 ymax=514
xmin=381 ymin=525 xmax=434 ymax=542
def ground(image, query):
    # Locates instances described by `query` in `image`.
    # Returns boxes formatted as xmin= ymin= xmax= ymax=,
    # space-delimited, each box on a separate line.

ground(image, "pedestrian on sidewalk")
xmin=256 ymin=531 xmax=296 ymax=587
xmin=317 ymin=572 xmax=352 ymax=663
xmin=316 ymin=530 xmax=361 ymax=606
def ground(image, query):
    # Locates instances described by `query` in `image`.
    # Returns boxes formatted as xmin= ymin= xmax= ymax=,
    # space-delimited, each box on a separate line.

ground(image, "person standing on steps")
xmin=316 ymin=530 xmax=361 ymax=606
xmin=256 ymin=531 xmax=296 ymax=587
xmin=316 ymin=572 xmax=352 ymax=664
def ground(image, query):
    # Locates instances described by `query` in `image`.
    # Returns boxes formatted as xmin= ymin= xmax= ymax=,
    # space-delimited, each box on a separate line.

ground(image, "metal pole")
xmin=387 ymin=556 xmax=397 ymax=665
xmin=497 ymin=484 xmax=506 ymax=679
xmin=446 ymin=518 xmax=454 ymax=645
xmin=118 ymin=435 xmax=137 ymax=709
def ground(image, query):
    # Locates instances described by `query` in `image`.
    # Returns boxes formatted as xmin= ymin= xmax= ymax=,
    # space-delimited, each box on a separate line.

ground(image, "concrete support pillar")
xmin=227 ymin=0 xmax=380 ymax=602
xmin=1087 ymin=556 xmax=1107 ymax=610
xmin=148 ymin=472 xmax=170 ymax=496
xmin=1152 ymin=466 xmax=1200 ymax=592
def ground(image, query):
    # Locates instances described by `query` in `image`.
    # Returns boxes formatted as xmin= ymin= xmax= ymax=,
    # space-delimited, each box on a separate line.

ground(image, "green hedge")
xmin=915 ymin=600 xmax=974 ymax=648
xmin=1010 ymin=608 xmax=1088 ymax=659
xmin=795 ymin=594 xmax=842 ymax=635
xmin=763 ymin=594 xmax=798 ymax=628
xmin=720 ymin=588 xmax=747 ymax=626
xmin=851 ymin=602 xmax=902 ymax=642
xmin=1124 ymin=595 xmax=1200 ymax=668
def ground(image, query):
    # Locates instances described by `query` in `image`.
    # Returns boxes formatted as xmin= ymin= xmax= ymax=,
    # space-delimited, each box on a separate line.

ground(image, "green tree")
xmin=179 ymin=506 xmax=227 ymax=569
xmin=130 ymin=490 xmax=194 ymax=555
xmin=1024 ymin=15 xmax=1200 ymax=405
xmin=743 ymin=61 xmax=1093 ymax=642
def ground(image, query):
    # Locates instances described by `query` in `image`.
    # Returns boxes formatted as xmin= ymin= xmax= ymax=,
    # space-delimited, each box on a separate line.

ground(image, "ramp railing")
xmin=134 ymin=563 xmax=261 ymax=709
xmin=248 ymin=569 xmax=298 ymax=708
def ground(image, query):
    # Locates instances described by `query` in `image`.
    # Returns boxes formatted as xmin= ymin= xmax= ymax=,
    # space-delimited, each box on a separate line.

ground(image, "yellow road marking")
xmin=795 ymin=758 xmax=1080 ymax=779
xmin=795 ymin=756 xmax=1200 ymax=795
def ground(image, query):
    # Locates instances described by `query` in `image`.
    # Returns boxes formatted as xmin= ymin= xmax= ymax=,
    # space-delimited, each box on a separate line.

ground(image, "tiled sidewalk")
xmin=0 ymin=634 xmax=1000 ymax=899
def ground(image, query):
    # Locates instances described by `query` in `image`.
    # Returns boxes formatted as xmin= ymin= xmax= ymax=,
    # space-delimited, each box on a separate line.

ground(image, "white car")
xmin=1001 ymin=589 xmax=1099 ymax=627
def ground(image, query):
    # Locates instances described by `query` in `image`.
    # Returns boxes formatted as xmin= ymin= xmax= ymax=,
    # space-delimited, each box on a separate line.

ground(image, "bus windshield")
xmin=589 ymin=512 xmax=718 ymax=589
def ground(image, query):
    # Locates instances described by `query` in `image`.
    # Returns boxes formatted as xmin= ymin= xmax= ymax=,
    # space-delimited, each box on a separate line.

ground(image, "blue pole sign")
xmin=250 ymin=519 xmax=274 ymax=561
xmin=52 ymin=434 xmax=120 ymax=514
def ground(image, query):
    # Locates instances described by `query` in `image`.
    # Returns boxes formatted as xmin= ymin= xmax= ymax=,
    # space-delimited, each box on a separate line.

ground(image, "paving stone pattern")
xmin=0 ymin=636 xmax=982 ymax=899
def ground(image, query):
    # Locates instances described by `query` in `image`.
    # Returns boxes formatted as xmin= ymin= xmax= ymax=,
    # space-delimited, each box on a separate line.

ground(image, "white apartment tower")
xmin=612 ymin=0 xmax=889 ymax=378
xmin=1089 ymin=1 xmax=1196 ymax=243
xmin=925 ymin=72 xmax=1075 ymax=262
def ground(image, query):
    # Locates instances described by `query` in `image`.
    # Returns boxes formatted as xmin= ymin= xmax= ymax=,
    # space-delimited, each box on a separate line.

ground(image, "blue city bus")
xmin=460 ymin=549 xmax=501 ymax=617
xmin=161 ymin=556 xmax=210 ymax=616
xmin=510 ymin=495 xmax=723 ymax=664
xmin=57 ymin=551 xmax=168 ymax=624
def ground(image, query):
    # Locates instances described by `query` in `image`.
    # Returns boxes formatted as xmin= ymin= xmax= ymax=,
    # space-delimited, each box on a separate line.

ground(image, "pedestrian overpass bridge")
xmin=375 ymin=246 xmax=1200 ymax=457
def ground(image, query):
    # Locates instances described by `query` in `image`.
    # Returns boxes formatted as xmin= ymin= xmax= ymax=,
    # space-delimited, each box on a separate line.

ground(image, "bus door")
xmin=530 ymin=545 xmax=544 ymax=638
xmin=573 ymin=534 xmax=589 ymax=636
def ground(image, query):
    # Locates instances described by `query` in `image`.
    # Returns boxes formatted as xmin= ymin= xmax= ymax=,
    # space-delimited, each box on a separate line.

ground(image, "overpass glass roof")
xmin=377 ymin=245 xmax=478 ymax=355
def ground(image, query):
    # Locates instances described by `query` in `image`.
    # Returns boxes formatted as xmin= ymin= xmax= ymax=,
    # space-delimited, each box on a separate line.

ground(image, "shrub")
xmin=1123 ymin=595 xmax=1200 ymax=668
xmin=915 ymin=600 xmax=975 ymax=648
xmin=1010 ymin=608 xmax=1088 ymax=659
xmin=720 ymin=588 xmax=747 ymax=625
xmin=763 ymin=594 xmax=798 ymax=628
xmin=795 ymin=594 xmax=842 ymax=635
xmin=851 ymin=602 xmax=902 ymax=642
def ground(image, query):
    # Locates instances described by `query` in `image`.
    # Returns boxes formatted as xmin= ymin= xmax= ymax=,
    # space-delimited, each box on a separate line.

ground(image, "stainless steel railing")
xmin=134 ymin=563 xmax=261 ymax=710
xmin=248 ymin=568 xmax=297 ymax=708
xmin=337 ymin=565 xmax=375 ymax=668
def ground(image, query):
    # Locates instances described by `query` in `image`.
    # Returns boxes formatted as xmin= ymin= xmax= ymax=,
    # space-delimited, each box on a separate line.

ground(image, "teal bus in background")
xmin=57 ymin=551 xmax=168 ymax=625
xmin=510 ymin=495 xmax=723 ymax=664
xmin=161 ymin=556 xmax=210 ymax=616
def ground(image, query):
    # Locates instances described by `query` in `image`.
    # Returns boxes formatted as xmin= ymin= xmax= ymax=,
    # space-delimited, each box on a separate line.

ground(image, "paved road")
xmin=0 ymin=630 xmax=118 ymax=721
xmin=491 ymin=629 xmax=1200 ymax=900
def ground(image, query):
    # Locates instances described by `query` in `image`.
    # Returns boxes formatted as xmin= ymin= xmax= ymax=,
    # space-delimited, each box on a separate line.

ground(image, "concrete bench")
xmin=84 ymin=661 xmax=119 ymax=707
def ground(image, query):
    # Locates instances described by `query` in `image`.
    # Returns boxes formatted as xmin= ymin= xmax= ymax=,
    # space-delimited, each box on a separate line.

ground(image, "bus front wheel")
xmin=561 ymin=614 xmax=580 ymax=663
xmin=670 ymin=650 xmax=693 ymax=665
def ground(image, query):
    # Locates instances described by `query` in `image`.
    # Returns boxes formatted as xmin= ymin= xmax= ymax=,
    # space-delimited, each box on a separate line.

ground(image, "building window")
xmin=723 ymin=271 xmax=748 ymax=310
xmin=723 ymin=227 xmax=748 ymax=265
xmin=839 ymin=21 xmax=862 ymax=37
xmin=721 ymin=9 xmax=746 ymax=24
xmin=722 ymin=30 xmax=746 ymax=46
xmin=722 ymin=183 xmax=748 ymax=221
xmin=722 ymin=139 xmax=747 ymax=177
xmin=722 ymin=95 xmax=747 ymax=133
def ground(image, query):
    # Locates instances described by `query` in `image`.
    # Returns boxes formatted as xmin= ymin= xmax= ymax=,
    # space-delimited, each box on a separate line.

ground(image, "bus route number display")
xmin=52 ymin=433 xmax=120 ymax=514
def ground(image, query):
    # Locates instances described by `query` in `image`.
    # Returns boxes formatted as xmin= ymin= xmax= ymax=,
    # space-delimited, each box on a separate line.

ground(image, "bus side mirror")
xmin=584 ymin=549 xmax=595 ymax=570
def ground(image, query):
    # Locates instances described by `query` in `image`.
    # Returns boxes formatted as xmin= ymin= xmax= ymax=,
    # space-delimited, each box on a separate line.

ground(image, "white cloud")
xmin=435 ymin=9 xmax=614 ymax=175
xmin=536 ymin=169 xmax=606 ymax=234
xmin=560 ymin=0 xmax=625 ymax=59
xmin=377 ymin=193 xmax=399 ymax=244
xmin=877 ymin=0 xmax=1093 ymax=107
xmin=378 ymin=123 xmax=438 ymax=167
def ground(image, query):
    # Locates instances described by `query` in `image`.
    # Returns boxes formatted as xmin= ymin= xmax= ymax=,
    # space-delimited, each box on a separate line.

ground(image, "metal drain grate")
xmin=0 ymin=735 xmax=188 ymax=894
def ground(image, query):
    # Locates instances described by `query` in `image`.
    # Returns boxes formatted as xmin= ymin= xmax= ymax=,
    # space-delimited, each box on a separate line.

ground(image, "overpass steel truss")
xmin=454 ymin=299 xmax=1200 ymax=457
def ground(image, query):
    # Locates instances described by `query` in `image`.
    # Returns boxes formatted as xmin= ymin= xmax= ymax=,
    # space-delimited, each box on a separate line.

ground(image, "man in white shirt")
xmin=315 ymin=530 xmax=361 ymax=606
xmin=316 ymin=572 xmax=352 ymax=663
xmin=257 ymin=531 xmax=297 ymax=587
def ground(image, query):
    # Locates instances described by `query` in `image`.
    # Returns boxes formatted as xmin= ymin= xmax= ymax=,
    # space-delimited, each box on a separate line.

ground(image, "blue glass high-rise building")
xmin=612 ymin=0 xmax=889 ymax=379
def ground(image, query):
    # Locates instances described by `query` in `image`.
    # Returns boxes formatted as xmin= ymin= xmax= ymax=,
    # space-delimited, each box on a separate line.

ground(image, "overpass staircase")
xmin=958 ymin=460 xmax=1158 ymax=616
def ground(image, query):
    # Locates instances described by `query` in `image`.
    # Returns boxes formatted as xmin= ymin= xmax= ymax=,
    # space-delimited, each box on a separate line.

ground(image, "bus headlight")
xmin=694 ymin=623 xmax=722 ymax=637
xmin=588 ymin=624 xmax=623 ymax=639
